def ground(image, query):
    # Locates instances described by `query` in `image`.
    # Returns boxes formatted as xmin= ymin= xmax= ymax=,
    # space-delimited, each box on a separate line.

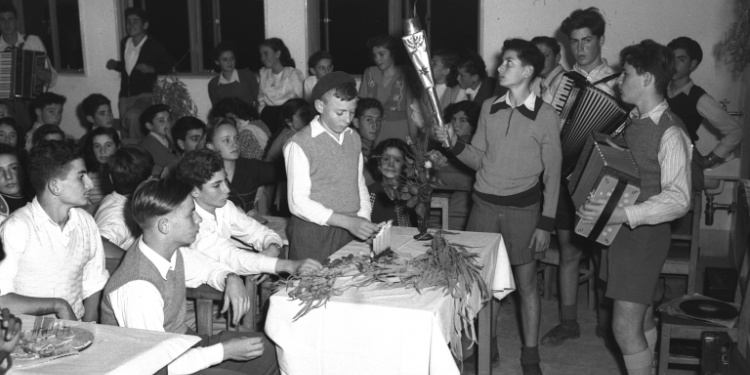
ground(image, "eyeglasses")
xmin=361 ymin=116 xmax=383 ymax=125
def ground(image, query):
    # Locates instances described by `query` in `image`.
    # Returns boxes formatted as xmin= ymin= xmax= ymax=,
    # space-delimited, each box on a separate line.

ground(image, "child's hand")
xmin=433 ymin=123 xmax=456 ymax=148
xmin=135 ymin=63 xmax=155 ymax=74
xmin=105 ymin=59 xmax=119 ymax=70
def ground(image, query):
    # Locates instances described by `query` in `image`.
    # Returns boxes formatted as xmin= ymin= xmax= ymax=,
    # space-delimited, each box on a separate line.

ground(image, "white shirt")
xmin=456 ymin=82 xmax=482 ymax=102
xmin=572 ymin=59 xmax=617 ymax=96
xmin=218 ymin=69 xmax=240 ymax=85
xmin=623 ymin=101 xmax=693 ymax=228
xmin=124 ymin=35 xmax=148 ymax=75
xmin=258 ymin=67 xmax=304 ymax=112
xmin=108 ymin=238 xmax=233 ymax=375
xmin=0 ymin=33 xmax=57 ymax=87
xmin=283 ymin=116 xmax=371 ymax=226
xmin=303 ymin=75 xmax=318 ymax=102
xmin=187 ymin=200 xmax=280 ymax=275
xmin=94 ymin=192 xmax=137 ymax=250
xmin=0 ymin=198 xmax=109 ymax=319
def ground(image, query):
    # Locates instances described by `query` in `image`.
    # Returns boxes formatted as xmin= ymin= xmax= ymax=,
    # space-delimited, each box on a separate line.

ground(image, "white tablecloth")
xmin=265 ymin=227 xmax=514 ymax=375
xmin=9 ymin=315 xmax=200 ymax=375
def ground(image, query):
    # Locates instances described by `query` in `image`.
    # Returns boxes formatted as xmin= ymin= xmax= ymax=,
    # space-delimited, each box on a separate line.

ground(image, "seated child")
xmin=303 ymin=50 xmax=334 ymax=102
xmin=0 ymin=118 xmax=21 ymax=151
xmin=265 ymin=98 xmax=313 ymax=164
xmin=31 ymin=124 xmax=65 ymax=147
xmin=209 ymin=97 xmax=270 ymax=160
xmin=82 ymin=127 xmax=121 ymax=210
xmin=0 ymin=140 xmax=109 ymax=321
xmin=160 ymin=116 xmax=206 ymax=178
xmin=0 ymin=100 xmax=11 ymax=118
xmin=208 ymin=41 xmax=259 ymax=108
xmin=81 ymin=93 xmax=115 ymax=131
xmin=25 ymin=92 xmax=65 ymax=151
xmin=137 ymin=104 xmax=177 ymax=177
xmin=0 ymin=143 xmax=31 ymax=224
xmin=367 ymin=138 xmax=416 ymax=227
xmin=95 ymin=145 xmax=154 ymax=253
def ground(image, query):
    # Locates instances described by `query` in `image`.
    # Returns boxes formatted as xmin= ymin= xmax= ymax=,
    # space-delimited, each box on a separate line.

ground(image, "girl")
xmin=368 ymin=138 xmax=416 ymax=227
xmin=265 ymin=98 xmax=313 ymax=164
xmin=207 ymin=41 xmax=260 ymax=108
xmin=257 ymin=38 xmax=304 ymax=135
xmin=83 ymin=127 xmax=121 ymax=209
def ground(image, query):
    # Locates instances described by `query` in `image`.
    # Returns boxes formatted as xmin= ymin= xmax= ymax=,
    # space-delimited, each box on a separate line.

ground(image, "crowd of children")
xmin=0 ymin=4 xmax=745 ymax=375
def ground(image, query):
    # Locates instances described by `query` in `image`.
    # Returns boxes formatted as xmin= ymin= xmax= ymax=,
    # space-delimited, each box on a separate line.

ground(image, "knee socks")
xmin=623 ymin=348 xmax=653 ymax=375
xmin=644 ymin=327 xmax=657 ymax=358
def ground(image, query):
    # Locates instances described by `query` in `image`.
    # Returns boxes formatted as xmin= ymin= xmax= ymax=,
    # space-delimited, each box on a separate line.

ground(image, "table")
xmin=8 ymin=315 xmax=200 ymax=375
xmin=265 ymin=227 xmax=514 ymax=375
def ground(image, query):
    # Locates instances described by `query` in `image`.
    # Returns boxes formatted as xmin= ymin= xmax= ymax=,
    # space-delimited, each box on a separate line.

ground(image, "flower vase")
xmin=414 ymin=199 xmax=433 ymax=241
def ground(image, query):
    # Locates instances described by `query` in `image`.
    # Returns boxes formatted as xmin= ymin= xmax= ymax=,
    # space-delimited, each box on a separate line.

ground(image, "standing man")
xmin=284 ymin=72 xmax=379 ymax=261
xmin=578 ymin=40 xmax=691 ymax=374
xmin=106 ymin=7 xmax=174 ymax=142
xmin=560 ymin=7 xmax=617 ymax=96
xmin=0 ymin=3 xmax=56 ymax=132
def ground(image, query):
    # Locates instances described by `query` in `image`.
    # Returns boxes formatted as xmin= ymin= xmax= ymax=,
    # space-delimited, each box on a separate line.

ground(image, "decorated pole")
xmin=402 ymin=16 xmax=449 ymax=147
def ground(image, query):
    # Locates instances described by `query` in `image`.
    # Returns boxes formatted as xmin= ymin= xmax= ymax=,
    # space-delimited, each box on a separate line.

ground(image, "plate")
xmin=11 ymin=326 xmax=94 ymax=359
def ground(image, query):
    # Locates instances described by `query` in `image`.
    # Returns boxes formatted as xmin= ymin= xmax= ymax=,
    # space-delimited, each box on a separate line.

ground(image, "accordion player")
xmin=0 ymin=48 xmax=47 ymax=99
xmin=551 ymin=71 xmax=628 ymax=176
xmin=568 ymin=133 xmax=640 ymax=245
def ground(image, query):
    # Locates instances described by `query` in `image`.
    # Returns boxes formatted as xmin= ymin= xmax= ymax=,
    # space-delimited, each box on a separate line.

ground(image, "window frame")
xmin=13 ymin=0 xmax=85 ymax=74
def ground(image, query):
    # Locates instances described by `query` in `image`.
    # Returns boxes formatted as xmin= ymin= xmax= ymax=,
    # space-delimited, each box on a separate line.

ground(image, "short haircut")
xmin=260 ymin=38 xmax=295 ymax=68
xmin=110 ymin=145 xmax=154 ymax=195
xmin=560 ymin=7 xmax=606 ymax=38
xmin=369 ymin=138 xmax=411 ymax=179
xmin=131 ymin=177 xmax=193 ymax=228
xmin=82 ymin=127 xmax=121 ymax=173
xmin=308 ymin=50 xmax=333 ymax=70
xmin=457 ymin=52 xmax=487 ymax=79
xmin=81 ymin=93 xmax=111 ymax=118
xmin=667 ymin=36 xmax=703 ymax=66
xmin=124 ymin=7 xmax=148 ymax=24
xmin=444 ymin=100 xmax=481 ymax=128
xmin=501 ymin=38 xmax=545 ymax=81
xmin=0 ymin=2 xmax=17 ymax=18
xmin=0 ymin=117 xmax=23 ymax=149
xmin=32 ymin=124 xmax=64 ymax=147
xmin=531 ymin=36 xmax=562 ymax=56
xmin=28 ymin=140 xmax=81 ymax=194
xmin=175 ymin=148 xmax=224 ymax=189
xmin=433 ymin=49 xmax=460 ymax=87
xmin=366 ymin=35 xmax=407 ymax=65
xmin=322 ymin=82 xmax=358 ymax=103
xmin=205 ymin=116 xmax=236 ymax=145
xmin=355 ymin=97 xmax=384 ymax=119
xmin=171 ymin=116 xmax=206 ymax=151
xmin=139 ymin=104 xmax=171 ymax=135
xmin=31 ymin=92 xmax=66 ymax=121
xmin=213 ymin=41 xmax=236 ymax=62
xmin=208 ymin=97 xmax=259 ymax=123
xmin=280 ymin=98 xmax=313 ymax=126
xmin=619 ymin=39 xmax=674 ymax=96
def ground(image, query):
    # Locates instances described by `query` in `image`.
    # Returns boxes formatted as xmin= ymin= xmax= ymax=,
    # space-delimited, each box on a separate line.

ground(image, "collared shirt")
xmin=456 ymin=81 xmax=482 ymax=102
xmin=532 ymin=64 xmax=567 ymax=104
xmin=623 ymin=101 xmax=693 ymax=228
xmin=124 ymin=35 xmax=148 ymax=75
xmin=572 ymin=59 xmax=617 ymax=96
xmin=258 ymin=66 xmax=304 ymax=111
xmin=108 ymin=238 xmax=233 ymax=375
xmin=94 ymin=192 xmax=137 ymax=250
xmin=187 ymin=200 xmax=280 ymax=275
xmin=0 ymin=198 xmax=109 ymax=319
xmin=0 ymin=32 xmax=57 ymax=87
xmin=218 ymin=69 xmax=240 ymax=85
xmin=283 ymin=116 xmax=371 ymax=226
xmin=667 ymin=80 xmax=743 ymax=158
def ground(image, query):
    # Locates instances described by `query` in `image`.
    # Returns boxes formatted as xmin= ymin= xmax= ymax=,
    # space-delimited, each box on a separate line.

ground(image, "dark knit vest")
xmin=291 ymin=124 xmax=362 ymax=215
xmin=666 ymin=85 xmax=705 ymax=143
xmin=617 ymin=109 xmax=687 ymax=202
xmin=100 ymin=242 xmax=188 ymax=334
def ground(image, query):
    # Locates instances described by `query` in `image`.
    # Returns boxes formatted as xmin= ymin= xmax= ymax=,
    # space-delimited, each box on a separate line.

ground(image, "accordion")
xmin=551 ymin=71 xmax=628 ymax=176
xmin=0 ymin=49 xmax=47 ymax=99
xmin=568 ymin=134 xmax=640 ymax=245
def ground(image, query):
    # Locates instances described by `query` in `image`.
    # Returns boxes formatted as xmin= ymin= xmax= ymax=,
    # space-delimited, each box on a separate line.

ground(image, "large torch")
xmin=402 ymin=15 xmax=449 ymax=147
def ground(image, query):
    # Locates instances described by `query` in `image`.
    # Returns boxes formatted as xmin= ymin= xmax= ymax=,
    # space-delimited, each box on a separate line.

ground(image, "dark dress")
xmin=228 ymin=158 xmax=280 ymax=212
xmin=367 ymin=181 xmax=416 ymax=227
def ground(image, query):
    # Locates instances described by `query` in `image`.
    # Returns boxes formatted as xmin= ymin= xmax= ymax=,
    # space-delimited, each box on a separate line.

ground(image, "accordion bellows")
xmin=0 ymin=49 xmax=46 ymax=99
xmin=568 ymin=134 xmax=640 ymax=245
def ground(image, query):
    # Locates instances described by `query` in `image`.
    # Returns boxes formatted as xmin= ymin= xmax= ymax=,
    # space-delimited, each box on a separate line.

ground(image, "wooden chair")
xmin=538 ymin=238 xmax=597 ymax=310
xmin=661 ymin=193 xmax=702 ymax=295
xmin=186 ymin=276 xmax=260 ymax=336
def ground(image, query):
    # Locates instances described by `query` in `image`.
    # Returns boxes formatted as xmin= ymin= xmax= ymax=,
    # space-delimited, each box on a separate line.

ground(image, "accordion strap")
xmin=591 ymin=72 xmax=621 ymax=87
xmin=588 ymin=178 xmax=627 ymax=241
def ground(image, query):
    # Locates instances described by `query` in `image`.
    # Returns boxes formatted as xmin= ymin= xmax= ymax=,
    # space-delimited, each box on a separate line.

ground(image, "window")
xmin=15 ymin=0 xmax=84 ymax=72
xmin=318 ymin=0 xmax=478 ymax=75
xmin=125 ymin=0 xmax=265 ymax=74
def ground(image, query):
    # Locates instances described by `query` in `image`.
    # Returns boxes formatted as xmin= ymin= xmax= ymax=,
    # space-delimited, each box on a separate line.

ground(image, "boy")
xmin=436 ymin=39 xmax=561 ymax=374
xmin=284 ymin=72 xmax=378 ymax=261
xmin=667 ymin=36 xmax=743 ymax=190
xmin=138 ymin=104 xmax=177 ymax=177
xmin=0 ymin=101 xmax=11 ymax=118
xmin=95 ymin=145 xmax=154 ymax=253
xmin=0 ymin=140 xmax=109 ymax=322
xmin=303 ymin=50 xmax=334 ymax=102
xmin=0 ymin=3 xmax=56 ymax=132
xmin=81 ymin=94 xmax=115 ymax=131
xmin=531 ymin=36 xmax=567 ymax=104
xmin=560 ymin=7 xmax=617 ymax=96
xmin=106 ymin=7 xmax=174 ymax=141
xmin=578 ymin=40 xmax=691 ymax=375
xmin=160 ymin=116 xmax=206 ymax=177
xmin=100 ymin=178 xmax=282 ymax=374
xmin=352 ymin=97 xmax=383 ymax=159
xmin=0 ymin=143 xmax=30 ymax=224
xmin=543 ymin=6 xmax=617 ymax=348
xmin=25 ymin=92 xmax=65 ymax=151
xmin=455 ymin=52 xmax=500 ymax=105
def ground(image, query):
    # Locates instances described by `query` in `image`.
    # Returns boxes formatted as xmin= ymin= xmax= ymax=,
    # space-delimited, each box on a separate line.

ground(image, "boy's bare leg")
xmin=541 ymin=229 xmax=583 ymax=346
xmin=613 ymin=300 xmax=653 ymax=375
